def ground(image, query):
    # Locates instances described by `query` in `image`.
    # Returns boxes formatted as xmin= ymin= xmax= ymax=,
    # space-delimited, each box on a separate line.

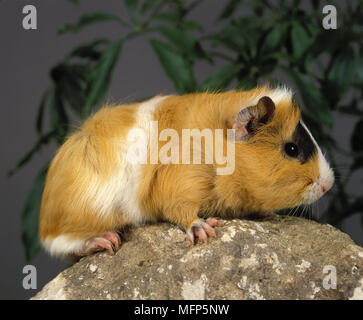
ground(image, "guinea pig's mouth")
xmin=303 ymin=176 xmax=334 ymax=204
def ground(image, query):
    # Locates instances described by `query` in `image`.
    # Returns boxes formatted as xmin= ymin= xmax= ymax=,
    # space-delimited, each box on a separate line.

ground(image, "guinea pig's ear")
xmin=233 ymin=96 xmax=275 ymax=141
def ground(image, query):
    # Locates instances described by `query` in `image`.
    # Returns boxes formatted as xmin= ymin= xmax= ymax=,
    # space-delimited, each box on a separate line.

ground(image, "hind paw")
xmin=81 ymin=231 xmax=121 ymax=256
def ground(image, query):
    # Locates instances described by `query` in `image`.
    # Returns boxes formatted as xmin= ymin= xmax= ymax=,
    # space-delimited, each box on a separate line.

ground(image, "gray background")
xmin=0 ymin=0 xmax=361 ymax=299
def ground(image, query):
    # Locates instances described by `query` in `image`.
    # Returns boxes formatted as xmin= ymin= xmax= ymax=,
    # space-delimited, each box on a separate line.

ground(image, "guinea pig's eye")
xmin=284 ymin=142 xmax=299 ymax=158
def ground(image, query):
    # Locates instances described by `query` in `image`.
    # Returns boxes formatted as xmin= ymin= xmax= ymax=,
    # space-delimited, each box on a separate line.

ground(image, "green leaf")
xmin=50 ymin=88 xmax=69 ymax=143
xmin=251 ymin=0 xmax=266 ymax=16
xmin=261 ymin=23 xmax=288 ymax=54
xmin=36 ymin=88 xmax=51 ymax=135
xmin=185 ymin=0 xmax=202 ymax=13
xmin=83 ymin=40 xmax=123 ymax=117
xmin=153 ymin=25 xmax=209 ymax=62
xmin=351 ymin=119 xmax=363 ymax=152
xmin=283 ymin=68 xmax=333 ymax=128
xmin=202 ymin=64 xmax=242 ymax=91
xmin=50 ymin=63 xmax=89 ymax=117
xmin=179 ymin=20 xmax=203 ymax=32
xmin=141 ymin=0 xmax=163 ymax=14
xmin=307 ymin=30 xmax=343 ymax=58
xmin=258 ymin=57 xmax=278 ymax=74
xmin=125 ymin=0 xmax=139 ymax=21
xmin=234 ymin=17 xmax=264 ymax=59
xmin=70 ymin=39 xmax=110 ymax=60
xmin=327 ymin=45 xmax=356 ymax=100
xmin=58 ymin=12 xmax=125 ymax=34
xmin=149 ymin=38 xmax=197 ymax=93
xmin=152 ymin=12 xmax=203 ymax=31
xmin=155 ymin=25 xmax=196 ymax=53
xmin=358 ymin=47 xmax=363 ymax=84
xmin=290 ymin=23 xmax=312 ymax=60
xmin=237 ymin=77 xmax=258 ymax=90
xmin=60 ymin=67 xmax=88 ymax=117
xmin=151 ymin=11 xmax=179 ymax=21
xmin=211 ymin=16 xmax=266 ymax=60
xmin=21 ymin=165 xmax=48 ymax=261
xmin=219 ymin=0 xmax=242 ymax=20
xmin=68 ymin=0 xmax=79 ymax=4
xmin=209 ymin=24 xmax=246 ymax=58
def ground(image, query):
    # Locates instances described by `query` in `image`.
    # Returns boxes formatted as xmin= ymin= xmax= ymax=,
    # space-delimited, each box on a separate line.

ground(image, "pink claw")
xmin=101 ymin=231 xmax=121 ymax=251
xmin=206 ymin=217 xmax=219 ymax=227
xmin=81 ymin=231 xmax=121 ymax=256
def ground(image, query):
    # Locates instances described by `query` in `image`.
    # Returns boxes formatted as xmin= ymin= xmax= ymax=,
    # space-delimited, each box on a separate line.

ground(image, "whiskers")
xmin=286 ymin=206 xmax=300 ymax=217
xmin=286 ymin=203 xmax=316 ymax=220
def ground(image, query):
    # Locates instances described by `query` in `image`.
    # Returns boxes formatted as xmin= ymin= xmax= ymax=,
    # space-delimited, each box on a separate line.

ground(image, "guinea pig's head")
xmin=231 ymin=89 xmax=334 ymax=212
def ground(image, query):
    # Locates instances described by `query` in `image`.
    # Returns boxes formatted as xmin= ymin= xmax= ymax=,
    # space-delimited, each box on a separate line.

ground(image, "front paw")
xmin=186 ymin=218 xmax=219 ymax=244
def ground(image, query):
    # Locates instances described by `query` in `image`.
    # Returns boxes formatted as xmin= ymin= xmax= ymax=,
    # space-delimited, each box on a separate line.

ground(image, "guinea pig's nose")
xmin=321 ymin=181 xmax=333 ymax=193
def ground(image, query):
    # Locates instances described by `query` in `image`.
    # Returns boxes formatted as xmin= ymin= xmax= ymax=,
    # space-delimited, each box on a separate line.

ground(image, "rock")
xmin=32 ymin=216 xmax=363 ymax=300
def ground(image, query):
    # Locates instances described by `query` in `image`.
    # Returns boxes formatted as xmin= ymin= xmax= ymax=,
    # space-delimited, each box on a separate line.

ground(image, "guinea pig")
xmin=39 ymin=85 xmax=334 ymax=260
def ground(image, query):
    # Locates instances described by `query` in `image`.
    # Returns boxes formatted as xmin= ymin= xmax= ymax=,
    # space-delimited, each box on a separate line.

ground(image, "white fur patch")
xmin=248 ymin=86 xmax=293 ymax=106
xmin=87 ymin=96 xmax=167 ymax=223
xmin=300 ymin=121 xmax=335 ymax=204
xmin=265 ymin=86 xmax=293 ymax=104
xmin=42 ymin=235 xmax=86 ymax=259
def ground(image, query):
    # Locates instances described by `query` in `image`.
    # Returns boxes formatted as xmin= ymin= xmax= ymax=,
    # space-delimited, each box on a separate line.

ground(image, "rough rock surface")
xmin=32 ymin=216 xmax=363 ymax=300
